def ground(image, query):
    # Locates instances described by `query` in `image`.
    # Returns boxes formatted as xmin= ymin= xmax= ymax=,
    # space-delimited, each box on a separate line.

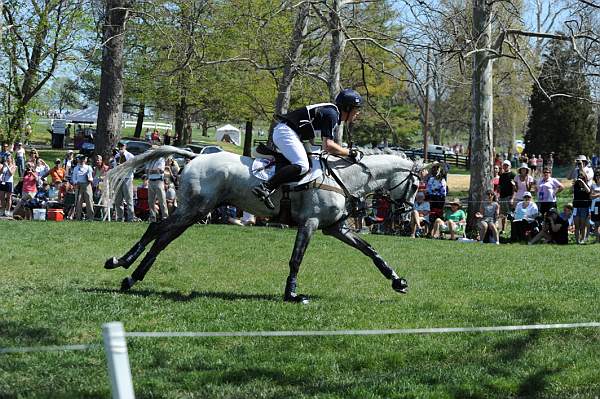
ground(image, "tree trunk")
xmin=243 ymin=120 xmax=253 ymax=157
xmin=183 ymin=113 xmax=193 ymax=144
xmin=133 ymin=102 xmax=145 ymax=138
xmin=199 ymin=119 xmax=207 ymax=137
xmin=174 ymin=96 xmax=186 ymax=146
xmin=467 ymin=0 xmax=494 ymax=234
xmin=268 ymin=2 xmax=310 ymax=143
xmin=95 ymin=0 xmax=129 ymax=161
xmin=328 ymin=0 xmax=346 ymax=102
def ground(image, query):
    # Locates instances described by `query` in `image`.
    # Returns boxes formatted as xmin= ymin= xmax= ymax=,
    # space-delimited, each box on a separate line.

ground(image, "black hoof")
xmin=120 ymin=277 xmax=133 ymax=292
xmin=392 ymin=278 xmax=408 ymax=294
xmin=104 ymin=257 xmax=122 ymax=270
xmin=284 ymin=293 xmax=310 ymax=304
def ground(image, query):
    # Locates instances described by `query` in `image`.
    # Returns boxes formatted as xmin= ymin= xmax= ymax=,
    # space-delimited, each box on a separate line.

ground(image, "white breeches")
xmin=273 ymin=123 xmax=310 ymax=174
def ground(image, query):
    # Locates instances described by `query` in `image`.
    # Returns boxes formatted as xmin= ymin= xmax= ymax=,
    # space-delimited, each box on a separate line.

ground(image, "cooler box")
xmin=32 ymin=208 xmax=47 ymax=221
xmin=47 ymin=209 xmax=64 ymax=221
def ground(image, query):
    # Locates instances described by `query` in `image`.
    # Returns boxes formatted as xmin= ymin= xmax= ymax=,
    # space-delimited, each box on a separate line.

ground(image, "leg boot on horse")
xmin=104 ymin=220 xmax=166 ymax=270
xmin=283 ymin=217 xmax=319 ymax=304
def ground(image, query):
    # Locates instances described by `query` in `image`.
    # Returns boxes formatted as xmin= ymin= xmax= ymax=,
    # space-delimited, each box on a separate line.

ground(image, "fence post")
xmin=102 ymin=322 xmax=135 ymax=399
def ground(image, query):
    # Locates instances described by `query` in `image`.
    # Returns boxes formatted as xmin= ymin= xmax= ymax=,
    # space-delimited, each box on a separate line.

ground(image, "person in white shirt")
xmin=145 ymin=155 xmax=168 ymax=222
xmin=410 ymin=191 xmax=430 ymax=238
xmin=113 ymin=142 xmax=135 ymax=221
xmin=70 ymin=155 xmax=94 ymax=220
xmin=510 ymin=191 xmax=539 ymax=242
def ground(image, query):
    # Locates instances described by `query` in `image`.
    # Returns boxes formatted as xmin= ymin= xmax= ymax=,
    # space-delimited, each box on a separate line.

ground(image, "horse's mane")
xmin=357 ymin=147 xmax=424 ymax=172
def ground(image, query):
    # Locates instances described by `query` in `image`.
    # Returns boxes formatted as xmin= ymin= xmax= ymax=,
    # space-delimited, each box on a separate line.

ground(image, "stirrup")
xmin=252 ymin=183 xmax=276 ymax=209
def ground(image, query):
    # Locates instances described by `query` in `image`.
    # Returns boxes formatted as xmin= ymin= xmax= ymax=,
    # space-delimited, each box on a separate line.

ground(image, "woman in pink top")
xmin=21 ymin=163 xmax=38 ymax=199
xmin=514 ymin=163 xmax=534 ymax=201
xmin=537 ymin=167 xmax=564 ymax=216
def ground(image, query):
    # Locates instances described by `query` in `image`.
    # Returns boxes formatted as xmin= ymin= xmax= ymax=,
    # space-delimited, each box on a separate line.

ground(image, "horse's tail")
xmin=102 ymin=145 xmax=197 ymax=207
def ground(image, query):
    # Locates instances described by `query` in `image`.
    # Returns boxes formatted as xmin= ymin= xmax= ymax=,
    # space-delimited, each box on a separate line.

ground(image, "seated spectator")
xmin=560 ymin=203 xmax=575 ymax=234
xmin=430 ymin=198 xmax=466 ymax=240
xmin=409 ymin=191 xmax=430 ymax=238
xmin=26 ymin=182 xmax=50 ymax=210
xmin=528 ymin=207 xmax=569 ymax=245
xmin=476 ymin=190 xmax=500 ymax=244
xmin=510 ymin=191 xmax=539 ymax=243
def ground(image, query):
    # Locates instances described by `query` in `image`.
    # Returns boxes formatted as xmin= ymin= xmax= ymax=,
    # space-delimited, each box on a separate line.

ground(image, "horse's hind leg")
xmin=120 ymin=214 xmax=199 ymax=291
xmin=323 ymin=220 xmax=408 ymax=294
xmin=104 ymin=220 xmax=165 ymax=270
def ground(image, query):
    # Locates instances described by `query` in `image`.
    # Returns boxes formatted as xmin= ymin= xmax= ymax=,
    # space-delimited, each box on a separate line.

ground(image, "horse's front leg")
xmin=284 ymin=217 xmax=319 ymax=303
xmin=104 ymin=220 xmax=165 ymax=270
xmin=323 ymin=219 xmax=408 ymax=294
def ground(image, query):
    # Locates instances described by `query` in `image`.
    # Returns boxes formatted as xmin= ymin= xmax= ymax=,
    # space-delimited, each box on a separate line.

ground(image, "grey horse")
xmin=104 ymin=146 xmax=423 ymax=303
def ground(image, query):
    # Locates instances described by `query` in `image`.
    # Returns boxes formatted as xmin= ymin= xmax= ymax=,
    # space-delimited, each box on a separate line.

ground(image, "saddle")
xmin=252 ymin=143 xmax=325 ymax=225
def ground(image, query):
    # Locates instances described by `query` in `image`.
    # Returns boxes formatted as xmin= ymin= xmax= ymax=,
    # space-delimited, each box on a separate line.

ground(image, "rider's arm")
xmin=322 ymin=138 xmax=350 ymax=156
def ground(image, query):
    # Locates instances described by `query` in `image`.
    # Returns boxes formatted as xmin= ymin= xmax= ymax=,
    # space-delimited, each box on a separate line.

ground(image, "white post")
xmin=102 ymin=322 xmax=135 ymax=399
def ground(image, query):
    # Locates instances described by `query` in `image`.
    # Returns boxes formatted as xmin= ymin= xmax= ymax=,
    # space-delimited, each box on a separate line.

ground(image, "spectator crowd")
xmin=1 ymin=141 xmax=599 ymax=245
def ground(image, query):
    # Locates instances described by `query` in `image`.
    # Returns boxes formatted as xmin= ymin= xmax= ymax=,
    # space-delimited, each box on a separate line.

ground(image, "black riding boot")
xmin=252 ymin=164 xmax=303 ymax=209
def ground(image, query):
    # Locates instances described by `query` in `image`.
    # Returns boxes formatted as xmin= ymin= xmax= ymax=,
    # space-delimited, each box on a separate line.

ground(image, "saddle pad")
xmin=251 ymin=157 xmax=323 ymax=186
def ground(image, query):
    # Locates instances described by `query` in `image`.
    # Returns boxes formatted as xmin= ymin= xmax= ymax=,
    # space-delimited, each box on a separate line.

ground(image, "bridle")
xmin=387 ymin=170 xmax=420 ymax=217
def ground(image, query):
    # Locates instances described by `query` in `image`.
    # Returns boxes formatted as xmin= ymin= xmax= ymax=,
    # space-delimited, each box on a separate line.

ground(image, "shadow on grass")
xmin=80 ymin=287 xmax=287 ymax=302
xmin=0 ymin=320 xmax=58 ymax=345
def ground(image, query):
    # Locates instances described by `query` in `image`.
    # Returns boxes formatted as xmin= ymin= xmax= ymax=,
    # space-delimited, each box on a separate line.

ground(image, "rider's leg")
xmin=252 ymin=123 xmax=309 ymax=208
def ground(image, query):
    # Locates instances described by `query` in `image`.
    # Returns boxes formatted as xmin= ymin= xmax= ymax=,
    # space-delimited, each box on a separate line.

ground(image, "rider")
xmin=252 ymin=88 xmax=363 ymax=209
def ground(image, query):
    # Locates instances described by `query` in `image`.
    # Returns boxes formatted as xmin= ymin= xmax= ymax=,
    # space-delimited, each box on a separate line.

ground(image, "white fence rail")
xmin=1 ymin=321 xmax=599 ymax=398
xmin=121 ymin=121 xmax=172 ymax=130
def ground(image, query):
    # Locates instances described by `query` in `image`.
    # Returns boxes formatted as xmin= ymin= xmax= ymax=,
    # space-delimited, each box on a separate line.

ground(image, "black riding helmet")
xmin=335 ymin=88 xmax=363 ymax=113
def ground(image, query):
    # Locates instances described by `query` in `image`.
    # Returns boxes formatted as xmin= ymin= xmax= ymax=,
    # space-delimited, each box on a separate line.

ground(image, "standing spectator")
xmin=510 ymin=192 xmax=539 ymax=242
xmin=164 ymin=157 xmax=180 ymax=187
xmin=536 ymin=154 xmax=543 ymax=178
xmin=144 ymin=128 xmax=152 ymax=142
xmin=113 ymin=142 xmax=135 ymax=221
xmin=590 ymin=172 xmax=600 ymax=242
xmin=497 ymin=160 xmax=516 ymax=235
xmin=409 ymin=191 xmax=430 ymax=238
xmin=63 ymin=150 xmax=75 ymax=180
xmin=592 ymin=154 xmax=599 ymax=169
xmin=163 ymin=129 xmax=171 ymax=145
xmin=13 ymin=163 xmax=38 ymax=218
xmin=0 ymin=155 xmax=16 ymax=217
xmin=572 ymin=167 xmax=591 ymax=244
xmin=537 ymin=167 xmax=564 ymax=216
xmin=71 ymin=155 xmax=94 ymax=221
xmin=92 ymin=155 xmax=110 ymax=199
xmin=519 ymin=152 xmax=529 ymax=165
xmin=0 ymin=142 xmax=12 ymax=162
xmin=151 ymin=129 xmax=160 ymax=144
xmin=528 ymin=207 xmax=569 ymax=245
xmin=14 ymin=142 xmax=25 ymax=177
xmin=46 ymin=159 xmax=66 ymax=184
xmin=569 ymin=155 xmax=594 ymax=185
xmin=476 ymin=190 xmax=500 ymax=244
xmin=34 ymin=157 xmax=50 ymax=187
xmin=529 ymin=154 xmax=537 ymax=173
xmin=546 ymin=152 xmax=554 ymax=172
xmin=491 ymin=165 xmax=500 ymax=197
xmin=145 ymin=155 xmax=168 ymax=222
xmin=28 ymin=148 xmax=39 ymax=165
xmin=514 ymin=163 xmax=534 ymax=202
xmin=425 ymin=162 xmax=447 ymax=221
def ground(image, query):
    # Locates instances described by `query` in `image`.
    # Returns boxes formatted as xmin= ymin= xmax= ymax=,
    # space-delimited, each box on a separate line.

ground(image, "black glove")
xmin=349 ymin=148 xmax=358 ymax=160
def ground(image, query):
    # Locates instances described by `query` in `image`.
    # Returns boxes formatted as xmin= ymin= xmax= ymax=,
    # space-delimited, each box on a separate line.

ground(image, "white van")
xmin=427 ymin=144 xmax=455 ymax=156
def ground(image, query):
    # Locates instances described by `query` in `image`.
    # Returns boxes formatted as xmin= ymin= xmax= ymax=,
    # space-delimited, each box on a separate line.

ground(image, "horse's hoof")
xmin=104 ymin=257 xmax=121 ymax=270
xmin=120 ymin=277 xmax=134 ymax=292
xmin=392 ymin=278 xmax=408 ymax=294
xmin=284 ymin=293 xmax=310 ymax=304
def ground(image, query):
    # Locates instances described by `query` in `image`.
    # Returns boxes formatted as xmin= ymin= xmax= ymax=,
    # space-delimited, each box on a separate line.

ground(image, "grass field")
xmin=1 ymin=221 xmax=600 ymax=398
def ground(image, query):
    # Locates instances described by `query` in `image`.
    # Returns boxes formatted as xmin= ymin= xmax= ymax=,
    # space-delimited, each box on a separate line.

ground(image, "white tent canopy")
xmin=216 ymin=124 xmax=241 ymax=146
xmin=66 ymin=105 xmax=98 ymax=124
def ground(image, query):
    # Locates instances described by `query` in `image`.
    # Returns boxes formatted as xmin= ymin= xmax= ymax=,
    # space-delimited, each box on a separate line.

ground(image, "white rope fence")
xmin=1 ymin=321 xmax=599 ymax=399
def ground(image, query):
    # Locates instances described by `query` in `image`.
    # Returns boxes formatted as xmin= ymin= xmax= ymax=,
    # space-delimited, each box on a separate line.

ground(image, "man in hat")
xmin=70 ymin=155 xmax=94 ymax=220
xmin=497 ymin=159 xmax=516 ymax=235
xmin=113 ymin=142 xmax=135 ymax=221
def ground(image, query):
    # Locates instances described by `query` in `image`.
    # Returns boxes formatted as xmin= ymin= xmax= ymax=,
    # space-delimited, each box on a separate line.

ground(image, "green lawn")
xmin=1 ymin=222 xmax=599 ymax=398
